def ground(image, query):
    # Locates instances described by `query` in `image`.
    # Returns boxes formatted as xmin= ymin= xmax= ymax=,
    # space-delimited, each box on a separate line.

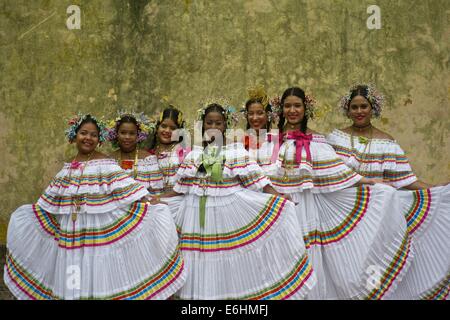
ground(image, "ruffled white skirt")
xmin=291 ymin=184 xmax=413 ymax=299
xmin=162 ymin=195 xmax=184 ymax=221
xmin=388 ymin=184 xmax=450 ymax=300
xmin=172 ymin=189 xmax=316 ymax=300
xmin=3 ymin=202 xmax=186 ymax=300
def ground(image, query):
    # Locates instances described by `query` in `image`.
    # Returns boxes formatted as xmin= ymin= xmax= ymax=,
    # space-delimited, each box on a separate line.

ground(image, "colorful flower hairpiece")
xmin=106 ymin=110 xmax=156 ymax=148
xmin=269 ymin=92 xmax=317 ymax=121
xmin=303 ymin=94 xmax=317 ymax=119
xmin=65 ymin=113 xmax=109 ymax=143
xmin=241 ymin=97 xmax=281 ymax=124
xmin=241 ymin=85 xmax=281 ymax=123
xmin=339 ymin=83 xmax=384 ymax=117
xmin=247 ymin=85 xmax=270 ymax=108
xmin=268 ymin=96 xmax=281 ymax=123
xmin=197 ymin=104 xmax=241 ymax=128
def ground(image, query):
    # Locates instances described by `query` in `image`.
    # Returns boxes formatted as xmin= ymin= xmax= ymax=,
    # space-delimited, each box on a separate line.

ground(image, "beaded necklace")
xmin=155 ymin=143 xmax=177 ymax=188
xmin=282 ymin=136 xmax=295 ymax=182
xmin=350 ymin=126 xmax=373 ymax=174
xmin=69 ymin=152 xmax=93 ymax=222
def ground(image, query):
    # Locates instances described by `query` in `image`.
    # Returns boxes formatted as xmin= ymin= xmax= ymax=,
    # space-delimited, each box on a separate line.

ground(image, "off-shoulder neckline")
xmin=331 ymin=129 xmax=397 ymax=143
xmin=63 ymin=158 xmax=116 ymax=165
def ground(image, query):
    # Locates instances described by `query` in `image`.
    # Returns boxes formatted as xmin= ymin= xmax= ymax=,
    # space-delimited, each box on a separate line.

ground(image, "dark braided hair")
xmin=278 ymin=87 xmax=308 ymax=134
xmin=149 ymin=106 xmax=185 ymax=150
xmin=159 ymin=106 xmax=185 ymax=128
xmin=116 ymin=115 xmax=139 ymax=132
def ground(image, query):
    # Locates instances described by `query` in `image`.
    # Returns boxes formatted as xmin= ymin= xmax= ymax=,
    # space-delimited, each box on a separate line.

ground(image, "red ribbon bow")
xmin=286 ymin=131 xmax=312 ymax=164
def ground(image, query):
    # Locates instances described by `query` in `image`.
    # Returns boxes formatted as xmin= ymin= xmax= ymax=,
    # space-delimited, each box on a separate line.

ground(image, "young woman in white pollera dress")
xmin=327 ymin=84 xmax=449 ymax=300
xmin=266 ymin=87 xmax=413 ymax=300
xmin=163 ymin=102 xmax=317 ymax=300
xmin=4 ymin=114 xmax=185 ymax=300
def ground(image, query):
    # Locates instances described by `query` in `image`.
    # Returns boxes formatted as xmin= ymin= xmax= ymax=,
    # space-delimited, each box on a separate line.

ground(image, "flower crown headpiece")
xmin=197 ymin=105 xmax=240 ymax=128
xmin=196 ymin=97 xmax=240 ymax=128
xmin=270 ymin=92 xmax=317 ymax=120
xmin=339 ymin=83 xmax=384 ymax=117
xmin=106 ymin=110 xmax=156 ymax=148
xmin=65 ymin=113 xmax=108 ymax=143
xmin=240 ymin=85 xmax=281 ymax=124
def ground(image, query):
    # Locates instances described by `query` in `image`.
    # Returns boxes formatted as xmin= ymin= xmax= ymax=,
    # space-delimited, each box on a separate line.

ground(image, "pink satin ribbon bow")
xmin=286 ymin=131 xmax=312 ymax=164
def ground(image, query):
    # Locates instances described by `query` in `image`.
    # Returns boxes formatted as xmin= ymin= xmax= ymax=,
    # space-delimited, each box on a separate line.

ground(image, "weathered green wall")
xmin=1 ymin=0 xmax=449 ymax=243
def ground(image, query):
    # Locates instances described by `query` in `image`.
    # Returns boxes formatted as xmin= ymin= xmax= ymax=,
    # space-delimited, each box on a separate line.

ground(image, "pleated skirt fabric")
xmin=4 ymin=202 xmax=186 ymax=300
xmin=388 ymin=185 xmax=450 ymax=300
xmin=172 ymin=189 xmax=316 ymax=300
xmin=291 ymin=184 xmax=413 ymax=299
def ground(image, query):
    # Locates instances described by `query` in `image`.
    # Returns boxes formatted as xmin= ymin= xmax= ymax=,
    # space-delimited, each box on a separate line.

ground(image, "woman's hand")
xmin=263 ymin=184 xmax=279 ymax=196
xmin=434 ymin=181 xmax=450 ymax=187
xmin=281 ymin=193 xmax=291 ymax=201
xmin=359 ymin=177 xmax=385 ymax=185
xmin=262 ymin=185 xmax=296 ymax=203
xmin=144 ymin=195 xmax=168 ymax=205
xmin=404 ymin=180 xmax=434 ymax=190
xmin=160 ymin=190 xmax=183 ymax=198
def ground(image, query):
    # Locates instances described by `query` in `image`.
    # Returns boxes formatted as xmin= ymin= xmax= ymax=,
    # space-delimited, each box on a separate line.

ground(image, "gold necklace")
xmin=285 ymin=122 xmax=299 ymax=130
xmin=156 ymin=143 xmax=177 ymax=188
xmin=155 ymin=143 xmax=176 ymax=157
xmin=351 ymin=124 xmax=372 ymax=140
xmin=282 ymin=141 xmax=294 ymax=182
xmin=350 ymin=126 xmax=373 ymax=174
xmin=70 ymin=151 xmax=94 ymax=222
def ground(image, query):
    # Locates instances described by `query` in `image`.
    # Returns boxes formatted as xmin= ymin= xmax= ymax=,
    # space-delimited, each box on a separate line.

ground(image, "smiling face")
xmin=203 ymin=111 xmax=226 ymax=144
xmin=282 ymin=95 xmax=305 ymax=126
xmin=75 ymin=122 xmax=99 ymax=155
xmin=348 ymin=95 xmax=373 ymax=127
xmin=204 ymin=111 xmax=226 ymax=133
xmin=157 ymin=118 xmax=178 ymax=145
xmin=247 ymin=102 xmax=268 ymax=131
xmin=117 ymin=122 xmax=138 ymax=153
